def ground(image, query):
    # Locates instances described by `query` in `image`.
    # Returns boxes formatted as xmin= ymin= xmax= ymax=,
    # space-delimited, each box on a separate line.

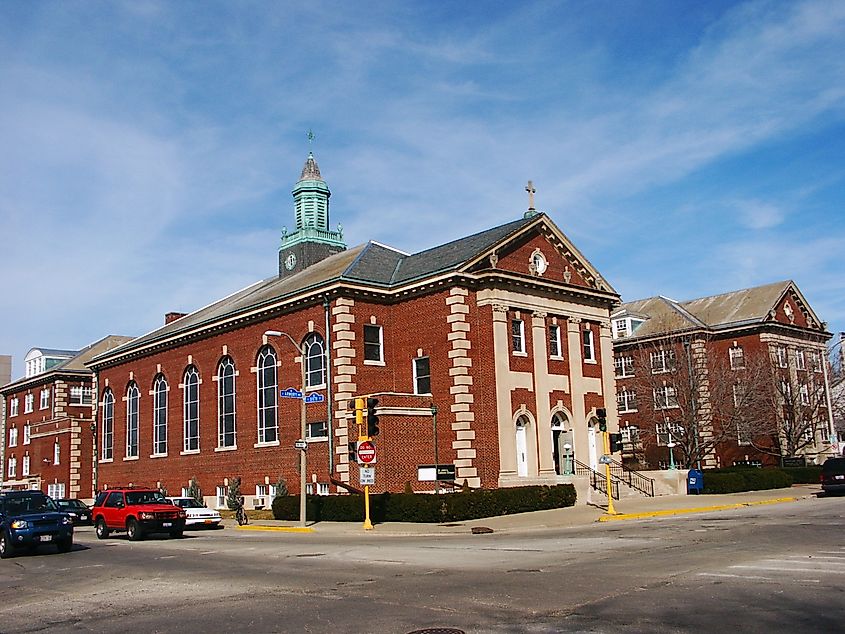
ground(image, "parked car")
xmin=56 ymin=499 xmax=93 ymax=526
xmin=92 ymin=488 xmax=186 ymax=541
xmin=166 ymin=497 xmax=223 ymax=529
xmin=821 ymin=457 xmax=845 ymax=495
xmin=0 ymin=490 xmax=74 ymax=558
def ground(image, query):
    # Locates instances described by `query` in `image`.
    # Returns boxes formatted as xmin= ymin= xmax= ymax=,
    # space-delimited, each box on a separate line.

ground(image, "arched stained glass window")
xmin=256 ymin=346 xmax=278 ymax=444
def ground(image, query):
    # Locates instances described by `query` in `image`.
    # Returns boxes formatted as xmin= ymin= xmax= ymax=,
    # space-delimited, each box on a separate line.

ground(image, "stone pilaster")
xmin=331 ymin=298 xmax=357 ymax=486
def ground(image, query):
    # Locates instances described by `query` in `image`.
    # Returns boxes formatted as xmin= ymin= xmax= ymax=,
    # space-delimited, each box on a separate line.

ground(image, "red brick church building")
xmin=88 ymin=154 xmax=621 ymax=507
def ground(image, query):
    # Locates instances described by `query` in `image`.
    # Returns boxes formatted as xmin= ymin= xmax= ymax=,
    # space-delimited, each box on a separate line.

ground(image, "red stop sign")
xmin=357 ymin=440 xmax=376 ymax=464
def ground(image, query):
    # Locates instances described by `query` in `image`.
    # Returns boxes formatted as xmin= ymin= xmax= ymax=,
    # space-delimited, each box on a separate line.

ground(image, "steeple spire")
xmin=278 ymin=147 xmax=346 ymax=277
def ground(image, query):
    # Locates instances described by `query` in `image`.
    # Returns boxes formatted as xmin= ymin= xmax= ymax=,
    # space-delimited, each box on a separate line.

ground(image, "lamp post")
xmin=667 ymin=432 xmax=676 ymax=470
xmin=264 ymin=330 xmax=308 ymax=528
xmin=430 ymin=404 xmax=439 ymax=495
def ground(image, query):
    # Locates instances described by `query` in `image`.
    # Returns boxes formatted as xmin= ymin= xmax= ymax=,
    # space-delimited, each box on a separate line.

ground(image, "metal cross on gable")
xmin=525 ymin=180 xmax=536 ymax=210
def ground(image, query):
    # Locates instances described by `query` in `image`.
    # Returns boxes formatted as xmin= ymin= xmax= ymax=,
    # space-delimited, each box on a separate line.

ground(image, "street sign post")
xmin=360 ymin=466 xmax=375 ymax=486
xmin=357 ymin=440 xmax=376 ymax=464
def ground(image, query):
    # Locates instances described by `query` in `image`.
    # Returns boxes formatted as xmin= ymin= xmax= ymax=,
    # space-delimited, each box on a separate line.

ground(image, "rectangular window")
xmin=306 ymin=421 xmax=328 ymax=440
xmin=511 ymin=319 xmax=525 ymax=354
xmin=799 ymin=384 xmax=810 ymax=406
xmin=801 ymin=425 xmax=815 ymax=444
xmin=653 ymin=385 xmax=678 ymax=409
xmin=729 ymin=346 xmax=745 ymax=370
xmin=795 ymin=349 xmax=806 ymax=371
xmin=549 ymin=324 xmax=562 ymax=358
xmin=7 ymin=457 xmax=16 ymax=478
xmin=656 ymin=422 xmax=683 ymax=446
xmin=616 ymin=389 xmax=637 ymax=413
xmin=47 ymin=483 xmax=66 ymax=499
xmin=614 ymin=319 xmax=628 ymax=338
xmin=614 ymin=356 xmax=634 ymax=378
xmin=8 ymin=427 xmax=17 ymax=447
xmin=39 ymin=388 xmax=50 ymax=410
xmin=582 ymin=328 xmax=595 ymax=362
xmin=23 ymin=425 xmax=30 ymax=445
xmin=22 ymin=455 xmax=30 ymax=477
xmin=255 ymin=485 xmax=269 ymax=509
xmin=216 ymin=485 xmax=227 ymax=509
xmin=363 ymin=324 xmax=384 ymax=363
xmin=24 ymin=394 xmax=33 ymax=413
xmin=621 ymin=425 xmax=639 ymax=444
xmin=9 ymin=398 xmax=18 ymax=417
xmin=651 ymin=349 xmax=676 ymax=374
xmin=54 ymin=441 xmax=60 ymax=466
xmin=306 ymin=483 xmax=330 ymax=496
xmin=776 ymin=346 xmax=788 ymax=368
xmin=413 ymin=356 xmax=431 ymax=395
xmin=70 ymin=386 xmax=93 ymax=406
xmin=810 ymin=350 xmax=823 ymax=373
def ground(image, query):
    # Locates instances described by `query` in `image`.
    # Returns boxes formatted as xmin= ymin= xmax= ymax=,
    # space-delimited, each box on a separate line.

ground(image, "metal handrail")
xmin=605 ymin=458 xmax=655 ymax=497
xmin=574 ymin=459 xmax=619 ymax=500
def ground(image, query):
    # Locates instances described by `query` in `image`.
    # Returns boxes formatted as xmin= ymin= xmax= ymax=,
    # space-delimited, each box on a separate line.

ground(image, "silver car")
xmin=166 ymin=497 xmax=223 ymax=528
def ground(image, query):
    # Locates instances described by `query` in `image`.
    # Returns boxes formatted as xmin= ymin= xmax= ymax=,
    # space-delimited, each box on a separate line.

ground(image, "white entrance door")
xmin=516 ymin=421 xmax=528 ymax=477
xmin=588 ymin=424 xmax=598 ymax=471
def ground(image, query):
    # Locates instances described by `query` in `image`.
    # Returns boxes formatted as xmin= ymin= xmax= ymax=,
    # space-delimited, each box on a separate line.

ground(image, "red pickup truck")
xmin=92 ymin=488 xmax=186 ymax=541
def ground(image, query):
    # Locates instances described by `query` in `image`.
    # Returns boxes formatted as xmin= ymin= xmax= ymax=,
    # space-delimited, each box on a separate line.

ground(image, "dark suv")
xmin=821 ymin=457 xmax=845 ymax=495
xmin=92 ymin=488 xmax=186 ymax=541
xmin=0 ymin=490 xmax=74 ymax=558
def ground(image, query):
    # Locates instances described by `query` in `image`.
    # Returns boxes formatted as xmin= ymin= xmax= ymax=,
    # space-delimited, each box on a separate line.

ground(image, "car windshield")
xmin=4 ymin=495 xmax=59 ymax=515
xmin=171 ymin=498 xmax=204 ymax=509
xmin=58 ymin=500 xmax=87 ymax=509
xmin=125 ymin=491 xmax=168 ymax=505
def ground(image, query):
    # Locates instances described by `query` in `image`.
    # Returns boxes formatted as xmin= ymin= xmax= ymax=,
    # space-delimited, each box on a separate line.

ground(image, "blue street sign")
xmin=304 ymin=392 xmax=325 ymax=404
xmin=280 ymin=387 xmax=303 ymax=399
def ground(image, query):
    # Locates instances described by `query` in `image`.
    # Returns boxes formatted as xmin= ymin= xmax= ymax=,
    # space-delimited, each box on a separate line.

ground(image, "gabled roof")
xmin=616 ymin=280 xmax=825 ymax=340
xmin=2 ymin=335 xmax=134 ymax=394
xmin=91 ymin=213 xmax=617 ymax=366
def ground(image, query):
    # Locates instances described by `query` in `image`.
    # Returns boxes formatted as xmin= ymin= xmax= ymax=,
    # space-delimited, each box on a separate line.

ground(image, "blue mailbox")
xmin=687 ymin=468 xmax=704 ymax=495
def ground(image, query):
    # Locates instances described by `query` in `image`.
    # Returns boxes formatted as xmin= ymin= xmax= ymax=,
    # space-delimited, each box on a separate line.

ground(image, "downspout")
xmin=324 ymin=296 xmax=334 ymax=474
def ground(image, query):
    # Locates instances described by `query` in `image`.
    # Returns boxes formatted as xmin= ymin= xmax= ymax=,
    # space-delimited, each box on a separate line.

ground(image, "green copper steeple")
xmin=278 ymin=152 xmax=346 ymax=277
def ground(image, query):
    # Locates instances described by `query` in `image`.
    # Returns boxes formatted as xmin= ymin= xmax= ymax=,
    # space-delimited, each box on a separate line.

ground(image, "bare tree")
xmin=741 ymin=345 xmax=831 ymax=459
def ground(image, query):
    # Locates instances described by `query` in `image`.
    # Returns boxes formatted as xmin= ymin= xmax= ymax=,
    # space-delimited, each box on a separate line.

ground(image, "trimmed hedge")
xmin=701 ymin=468 xmax=793 ymax=494
xmin=271 ymin=484 xmax=577 ymax=524
xmin=781 ymin=466 xmax=822 ymax=484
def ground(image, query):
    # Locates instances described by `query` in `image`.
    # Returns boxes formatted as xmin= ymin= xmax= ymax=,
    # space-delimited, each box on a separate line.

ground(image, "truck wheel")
xmin=95 ymin=518 xmax=110 ymax=539
xmin=127 ymin=518 xmax=144 ymax=541
xmin=0 ymin=532 xmax=12 ymax=559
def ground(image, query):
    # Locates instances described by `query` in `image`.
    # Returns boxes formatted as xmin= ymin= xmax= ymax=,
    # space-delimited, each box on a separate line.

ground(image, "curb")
xmin=236 ymin=524 xmax=315 ymax=533
xmin=597 ymin=496 xmax=798 ymax=522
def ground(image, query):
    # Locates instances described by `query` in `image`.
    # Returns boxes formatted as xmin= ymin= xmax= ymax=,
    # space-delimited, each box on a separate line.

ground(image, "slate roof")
xmin=616 ymin=281 xmax=795 ymax=339
xmin=2 ymin=335 xmax=134 ymax=392
xmin=91 ymin=216 xmax=545 ymax=363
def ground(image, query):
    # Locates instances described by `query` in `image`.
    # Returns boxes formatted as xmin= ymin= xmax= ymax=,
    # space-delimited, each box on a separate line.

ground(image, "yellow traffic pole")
xmin=355 ymin=398 xmax=373 ymax=530
xmin=604 ymin=431 xmax=617 ymax=515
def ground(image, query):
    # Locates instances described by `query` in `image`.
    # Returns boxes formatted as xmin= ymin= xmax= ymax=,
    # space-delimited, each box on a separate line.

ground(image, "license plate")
xmin=37 ymin=535 xmax=52 ymax=542
xmin=162 ymin=522 xmax=172 ymax=527
xmin=204 ymin=519 xmax=214 ymax=524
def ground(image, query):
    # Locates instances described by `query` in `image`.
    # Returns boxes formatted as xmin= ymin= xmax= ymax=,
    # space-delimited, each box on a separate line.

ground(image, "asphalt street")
xmin=0 ymin=495 xmax=843 ymax=633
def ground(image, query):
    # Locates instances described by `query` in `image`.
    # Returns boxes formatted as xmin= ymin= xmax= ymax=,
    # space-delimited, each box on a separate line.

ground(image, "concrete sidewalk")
xmin=231 ymin=484 xmax=821 ymax=536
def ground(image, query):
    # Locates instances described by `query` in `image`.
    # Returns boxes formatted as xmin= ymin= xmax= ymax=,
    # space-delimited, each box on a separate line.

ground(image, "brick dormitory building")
xmin=611 ymin=282 xmax=836 ymax=470
xmin=80 ymin=153 xmax=623 ymax=508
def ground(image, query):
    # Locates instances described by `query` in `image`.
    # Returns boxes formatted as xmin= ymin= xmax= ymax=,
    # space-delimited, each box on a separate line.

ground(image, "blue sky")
xmin=1 ymin=0 xmax=844 ymax=378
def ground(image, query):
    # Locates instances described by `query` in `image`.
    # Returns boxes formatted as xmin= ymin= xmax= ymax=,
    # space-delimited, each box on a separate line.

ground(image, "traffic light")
xmin=366 ymin=397 xmax=380 ymax=437
xmin=609 ymin=432 xmax=623 ymax=453
xmin=596 ymin=407 xmax=607 ymax=432
xmin=347 ymin=441 xmax=358 ymax=464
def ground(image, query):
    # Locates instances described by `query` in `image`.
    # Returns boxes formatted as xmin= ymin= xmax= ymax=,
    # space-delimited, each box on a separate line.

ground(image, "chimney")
xmin=165 ymin=312 xmax=188 ymax=325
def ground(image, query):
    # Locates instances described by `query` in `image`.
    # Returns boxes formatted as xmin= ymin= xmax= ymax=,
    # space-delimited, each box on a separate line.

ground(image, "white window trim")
xmin=729 ymin=346 xmax=745 ymax=370
xmin=617 ymin=390 xmax=637 ymax=413
xmin=512 ymin=319 xmax=526 ymax=355
xmin=413 ymin=356 xmax=432 ymax=395
xmin=363 ymin=324 xmax=385 ymax=365
xmin=549 ymin=325 xmax=563 ymax=359
xmin=615 ymin=356 xmax=634 ymax=378
xmin=24 ymin=394 xmax=34 ymax=413
xmin=583 ymin=328 xmax=596 ymax=363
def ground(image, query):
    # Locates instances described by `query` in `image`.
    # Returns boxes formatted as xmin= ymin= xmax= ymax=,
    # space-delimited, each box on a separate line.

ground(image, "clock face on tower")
xmin=284 ymin=253 xmax=297 ymax=271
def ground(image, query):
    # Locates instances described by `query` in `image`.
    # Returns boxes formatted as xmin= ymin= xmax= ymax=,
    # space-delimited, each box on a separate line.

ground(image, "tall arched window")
xmin=303 ymin=333 xmax=325 ymax=389
xmin=515 ymin=416 xmax=529 ymax=477
xmin=256 ymin=346 xmax=278 ymax=444
xmin=101 ymin=389 xmax=114 ymax=461
xmin=126 ymin=382 xmax=140 ymax=458
xmin=183 ymin=366 xmax=200 ymax=452
xmin=153 ymin=374 xmax=168 ymax=455
xmin=217 ymin=356 xmax=236 ymax=448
